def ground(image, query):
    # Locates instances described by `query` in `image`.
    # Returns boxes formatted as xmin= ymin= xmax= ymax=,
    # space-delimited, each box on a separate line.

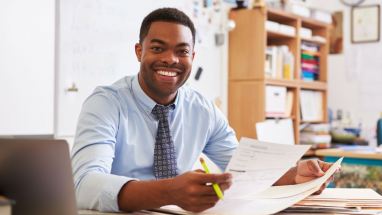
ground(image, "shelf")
xmin=301 ymin=16 xmax=331 ymax=29
xmin=265 ymin=78 xmax=299 ymax=88
xmin=266 ymin=115 xmax=296 ymax=120
xmin=228 ymin=8 xmax=329 ymax=144
xmin=301 ymin=120 xmax=326 ymax=123
xmin=299 ymin=81 xmax=327 ymax=90
xmin=267 ymin=8 xmax=298 ymax=23
xmin=267 ymin=30 xmax=296 ymax=40
xmin=301 ymin=37 xmax=327 ymax=46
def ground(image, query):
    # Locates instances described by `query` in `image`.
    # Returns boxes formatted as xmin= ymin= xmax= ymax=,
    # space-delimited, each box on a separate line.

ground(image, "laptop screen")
xmin=0 ymin=139 xmax=78 ymax=215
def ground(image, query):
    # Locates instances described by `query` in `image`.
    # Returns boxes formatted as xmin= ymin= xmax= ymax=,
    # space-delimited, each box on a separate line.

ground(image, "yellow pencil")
xmin=199 ymin=158 xmax=224 ymax=200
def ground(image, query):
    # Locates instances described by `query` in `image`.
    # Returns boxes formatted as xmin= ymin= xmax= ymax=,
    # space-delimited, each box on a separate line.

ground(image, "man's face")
xmin=135 ymin=21 xmax=195 ymax=105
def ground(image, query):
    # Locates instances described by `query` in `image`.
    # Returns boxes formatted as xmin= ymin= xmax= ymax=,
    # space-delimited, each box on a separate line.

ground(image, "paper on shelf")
xmin=256 ymin=119 xmax=295 ymax=145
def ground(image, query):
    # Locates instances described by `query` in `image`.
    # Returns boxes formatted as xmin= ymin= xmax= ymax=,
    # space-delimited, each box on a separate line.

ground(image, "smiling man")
xmin=71 ymin=8 xmax=333 ymax=214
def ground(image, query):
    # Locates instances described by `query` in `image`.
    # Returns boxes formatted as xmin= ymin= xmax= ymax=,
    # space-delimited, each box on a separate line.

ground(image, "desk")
xmin=315 ymin=148 xmax=382 ymax=166
xmin=79 ymin=189 xmax=382 ymax=215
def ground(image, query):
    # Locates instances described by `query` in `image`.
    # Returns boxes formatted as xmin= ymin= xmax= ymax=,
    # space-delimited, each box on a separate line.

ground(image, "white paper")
xmin=205 ymin=186 xmax=318 ymax=215
xmin=256 ymin=119 xmax=295 ymax=145
xmin=224 ymin=138 xmax=310 ymax=199
xmin=300 ymin=90 xmax=323 ymax=121
xmin=255 ymin=157 xmax=343 ymax=199
xmin=159 ymin=187 xmax=318 ymax=215
xmin=157 ymin=154 xmax=344 ymax=215
xmin=306 ymin=188 xmax=382 ymax=200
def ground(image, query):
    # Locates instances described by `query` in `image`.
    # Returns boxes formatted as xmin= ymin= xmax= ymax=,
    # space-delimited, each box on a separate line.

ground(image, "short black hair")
xmin=139 ymin=8 xmax=196 ymax=46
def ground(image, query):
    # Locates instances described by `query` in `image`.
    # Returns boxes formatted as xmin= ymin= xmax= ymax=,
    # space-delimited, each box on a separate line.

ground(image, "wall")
xmin=0 ymin=0 xmax=232 ymax=137
xmin=0 ymin=0 xmax=55 ymax=135
xmin=309 ymin=0 xmax=382 ymax=144
xmin=55 ymin=0 xmax=231 ymax=137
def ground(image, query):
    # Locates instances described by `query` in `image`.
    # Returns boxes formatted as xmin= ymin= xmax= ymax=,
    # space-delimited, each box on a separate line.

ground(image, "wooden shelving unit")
xmin=228 ymin=7 xmax=330 ymax=144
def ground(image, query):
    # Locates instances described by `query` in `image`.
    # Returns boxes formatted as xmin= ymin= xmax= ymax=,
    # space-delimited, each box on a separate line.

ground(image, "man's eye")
xmin=151 ymin=47 xmax=163 ymax=52
xmin=178 ymin=49 xmax=190 ymax=56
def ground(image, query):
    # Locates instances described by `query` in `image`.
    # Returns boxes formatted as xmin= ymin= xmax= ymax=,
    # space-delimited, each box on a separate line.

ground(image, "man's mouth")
xmin=156 ymin=70 xmax=178 ymax=77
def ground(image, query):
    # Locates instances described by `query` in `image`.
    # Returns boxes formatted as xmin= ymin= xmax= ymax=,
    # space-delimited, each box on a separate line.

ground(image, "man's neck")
xmin=137 ymin=74 xmax=177 ymax=106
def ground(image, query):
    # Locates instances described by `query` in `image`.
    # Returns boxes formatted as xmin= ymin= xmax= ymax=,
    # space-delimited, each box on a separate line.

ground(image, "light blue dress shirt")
xmin=71 ymin=75 xmax=238 ymax=212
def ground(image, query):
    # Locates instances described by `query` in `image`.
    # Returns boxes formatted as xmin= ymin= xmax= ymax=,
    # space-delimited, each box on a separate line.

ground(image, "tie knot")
xmin=152 ymin=104 xmax=172 ymax=120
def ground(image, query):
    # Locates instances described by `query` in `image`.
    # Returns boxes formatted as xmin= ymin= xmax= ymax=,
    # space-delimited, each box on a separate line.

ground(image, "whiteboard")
xmin=56 ymin=0 xmax=228 ymax=137
xmin=0 ymin=0 xmax=55 ymax=135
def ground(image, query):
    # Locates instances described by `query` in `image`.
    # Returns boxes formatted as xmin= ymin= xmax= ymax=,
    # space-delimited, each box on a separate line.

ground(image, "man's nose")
xmin=161 ymin=51 xmax=179 ymax=65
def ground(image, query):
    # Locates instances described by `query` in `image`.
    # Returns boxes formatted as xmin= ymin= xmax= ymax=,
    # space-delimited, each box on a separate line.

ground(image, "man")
xmin=71 ymin=7 xmax=332 ymax=213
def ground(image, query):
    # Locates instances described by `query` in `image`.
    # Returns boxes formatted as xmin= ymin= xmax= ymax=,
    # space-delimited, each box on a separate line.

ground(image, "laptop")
xmin=0 ymin=138 xmax=78 ymax=215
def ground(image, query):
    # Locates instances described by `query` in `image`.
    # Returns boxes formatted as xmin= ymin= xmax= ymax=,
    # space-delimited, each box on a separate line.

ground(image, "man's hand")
xmin=295 ymin=159 xmax=333 ymax=194
xmin=166 ymin=171 xmax=232 ymax=213
xmin=118 ymin=170 xmax=232 ymax=213
xmin=274 ymin=159 xmax=338 ymax=195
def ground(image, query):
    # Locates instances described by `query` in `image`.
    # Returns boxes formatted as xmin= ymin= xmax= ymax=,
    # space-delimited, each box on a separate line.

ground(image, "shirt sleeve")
xmin=203 ymin=103 xmax=239 ymax=172
xmin=71 ymin=88 xmax=137 ymax=212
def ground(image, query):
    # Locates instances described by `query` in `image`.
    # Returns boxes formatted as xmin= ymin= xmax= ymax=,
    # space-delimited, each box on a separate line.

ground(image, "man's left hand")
xmin=295 ymin=159 xmax=333 ymax=194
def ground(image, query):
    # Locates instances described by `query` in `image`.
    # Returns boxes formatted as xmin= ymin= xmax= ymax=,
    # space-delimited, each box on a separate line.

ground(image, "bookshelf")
xmin=228 ymin=7 xmax=330 ymax=144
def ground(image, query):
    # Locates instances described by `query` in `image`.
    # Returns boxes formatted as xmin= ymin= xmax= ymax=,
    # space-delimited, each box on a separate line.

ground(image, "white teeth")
xmin=157 ymin=70 xmax=177 ymax=77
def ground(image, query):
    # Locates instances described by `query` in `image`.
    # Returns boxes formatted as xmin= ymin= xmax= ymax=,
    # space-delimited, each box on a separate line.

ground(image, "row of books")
xmin=265 ymin=45 xmax=294 ymax=80
xmin=301 ymin=41 xmax=320 ymax=81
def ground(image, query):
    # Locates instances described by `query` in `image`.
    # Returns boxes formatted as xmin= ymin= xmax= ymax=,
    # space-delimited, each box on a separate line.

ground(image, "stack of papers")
xmin=283 ymin=188 xmax=382 ymax=214
xmin=157 ymin=138 xmax=343 ymax=215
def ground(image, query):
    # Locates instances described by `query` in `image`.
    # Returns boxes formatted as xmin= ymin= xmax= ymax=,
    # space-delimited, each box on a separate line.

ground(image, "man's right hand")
xmin=165 ymin=171 xmax=232 ymax=213
xmin=118 ymin=170 xmax=232 ymax=213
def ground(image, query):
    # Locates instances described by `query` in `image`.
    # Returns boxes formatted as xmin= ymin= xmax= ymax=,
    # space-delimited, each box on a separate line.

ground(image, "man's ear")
xmin=192 ymin=51 xmax=195 ymax=61
xmin=135 ymin=43 xmax=142 ymax=62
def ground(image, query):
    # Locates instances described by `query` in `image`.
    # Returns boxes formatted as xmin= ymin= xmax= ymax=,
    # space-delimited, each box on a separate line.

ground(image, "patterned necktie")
xmin=151 ymin=104 xmax=178 ymax=179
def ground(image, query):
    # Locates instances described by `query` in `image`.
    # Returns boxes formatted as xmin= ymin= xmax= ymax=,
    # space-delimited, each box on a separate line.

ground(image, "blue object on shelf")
xmin=344 ymin=127 xmax=361 ymax=137
xmin=377 ymin=116 xmax=382 ymax=146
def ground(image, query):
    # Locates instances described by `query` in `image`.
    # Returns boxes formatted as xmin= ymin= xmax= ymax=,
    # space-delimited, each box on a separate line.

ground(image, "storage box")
xmin=266 ymin=86 xmax=287 ymax=117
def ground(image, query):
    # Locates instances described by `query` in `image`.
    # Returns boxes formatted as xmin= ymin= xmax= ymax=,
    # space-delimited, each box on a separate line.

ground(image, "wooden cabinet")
xmin=228 ymin=7 xmax=330 ymax=144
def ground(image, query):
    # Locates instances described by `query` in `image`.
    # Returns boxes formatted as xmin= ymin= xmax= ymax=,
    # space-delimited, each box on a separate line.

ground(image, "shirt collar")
xmin=131 ymin=75 xmax=179 ymax=113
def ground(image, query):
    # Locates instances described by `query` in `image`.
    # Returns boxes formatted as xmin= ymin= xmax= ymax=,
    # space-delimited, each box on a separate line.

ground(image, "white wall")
xmin=309 ymin=0 xmax=382 ymax=144
xmin=0 ymin=0 xmax=55 ymax=135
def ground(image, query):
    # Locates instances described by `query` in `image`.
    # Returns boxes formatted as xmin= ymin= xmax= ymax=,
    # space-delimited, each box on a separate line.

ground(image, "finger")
xmin=195 ymin=194 xmax=220 ymax=203
xmin=317 ymin=160 xmax=332 ymax=172
xmin=219 ymin=181 xmax=233 ymax=191
xmin=195 ymin=169 xmax=206 ymax=173
xmin=295 ymin=175 xmax=317 ymax=184
xmin=196 ymin=172 xmax=232 ymax=184
xmin=197 ymin=185 xmax=223 ymax=196
xmin=308 ymin=160 xmax=325 ymax=176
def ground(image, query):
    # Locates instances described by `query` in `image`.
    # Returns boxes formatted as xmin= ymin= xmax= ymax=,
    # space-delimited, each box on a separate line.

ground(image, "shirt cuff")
xmin=77 ymin=172 xmax=139 ymax=212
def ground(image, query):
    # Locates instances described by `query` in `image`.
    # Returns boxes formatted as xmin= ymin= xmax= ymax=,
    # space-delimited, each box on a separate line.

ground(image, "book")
xmin=265 ymin=46 xmax=294 ymax=79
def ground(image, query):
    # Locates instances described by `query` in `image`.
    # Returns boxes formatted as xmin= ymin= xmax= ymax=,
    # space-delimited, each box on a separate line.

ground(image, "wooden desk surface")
xmin=315 ymin=148 xmax=382 ymax=160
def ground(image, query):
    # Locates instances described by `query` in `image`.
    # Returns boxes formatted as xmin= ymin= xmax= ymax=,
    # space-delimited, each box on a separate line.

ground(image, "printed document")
xmin=157 ymin=138 xmax=343 ymax=215
xmin=224 ymin=137 xmax=310 ymax=199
